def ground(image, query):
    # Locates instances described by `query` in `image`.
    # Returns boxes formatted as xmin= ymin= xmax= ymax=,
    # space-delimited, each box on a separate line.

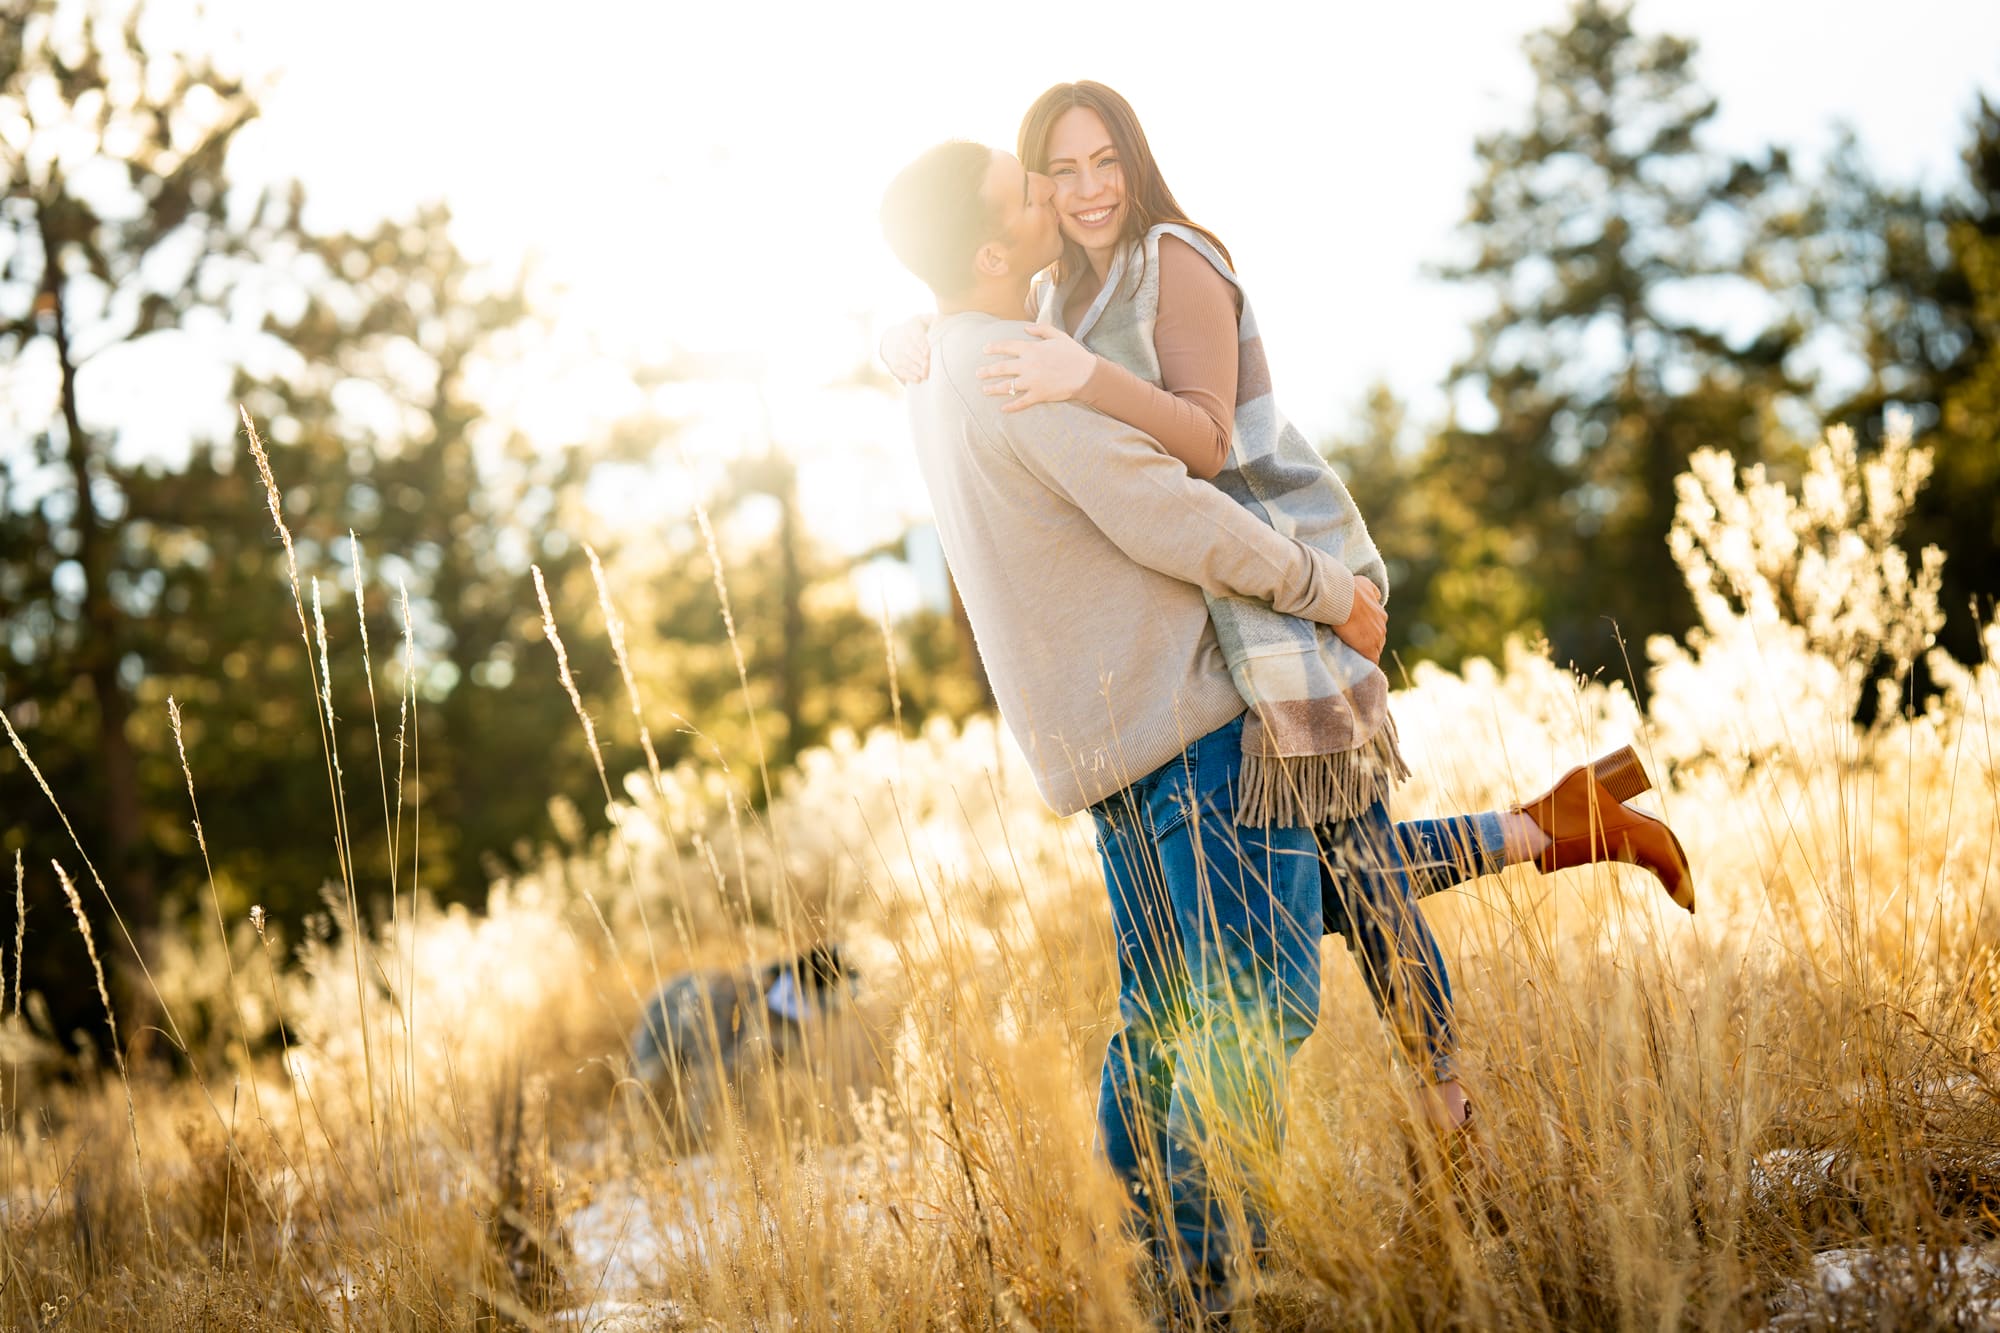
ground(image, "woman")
xmin=882 ymin=82 xmax=1693 ymax=1134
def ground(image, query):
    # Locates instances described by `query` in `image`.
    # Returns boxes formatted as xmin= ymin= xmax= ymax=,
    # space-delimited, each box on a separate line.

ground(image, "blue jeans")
xmin=1091 ymin=713 xmax=1324 ymax=1290
xmin=1092 ymin=715 xmax=1496 ymax=1289
xmin=1319 ymin=803 xmax=1503 ymax=1084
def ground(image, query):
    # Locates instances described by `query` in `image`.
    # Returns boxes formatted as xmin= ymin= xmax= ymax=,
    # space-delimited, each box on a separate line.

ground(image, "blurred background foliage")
xmin=1324 ymin=4 xmax=2000 ymax=683
xmin=3 ymin=0 xmax=1996 ymax=1051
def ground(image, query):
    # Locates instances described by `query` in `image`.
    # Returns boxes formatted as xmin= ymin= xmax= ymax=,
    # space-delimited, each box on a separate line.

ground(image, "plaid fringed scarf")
xmin=1035 ymin=224 xmax=1409 ymax=826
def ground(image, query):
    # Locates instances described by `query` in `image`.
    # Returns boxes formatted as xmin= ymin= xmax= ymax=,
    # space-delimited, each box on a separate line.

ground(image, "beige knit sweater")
xmin=906 ymin=312 xmax=1359 ymax=816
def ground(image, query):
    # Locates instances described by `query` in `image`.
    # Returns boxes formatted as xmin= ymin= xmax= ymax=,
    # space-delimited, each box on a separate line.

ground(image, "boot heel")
xmin=1592 ymin=746 xmax=1652 ymax=804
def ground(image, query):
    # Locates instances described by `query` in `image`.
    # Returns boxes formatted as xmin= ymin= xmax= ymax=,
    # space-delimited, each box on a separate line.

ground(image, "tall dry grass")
xmin=2 ymin=415 xmax=1996 ymax=1331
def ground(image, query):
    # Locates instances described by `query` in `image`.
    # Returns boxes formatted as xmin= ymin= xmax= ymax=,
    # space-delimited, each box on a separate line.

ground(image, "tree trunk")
xmin=42 ymin=233 xmax=156 ymax=939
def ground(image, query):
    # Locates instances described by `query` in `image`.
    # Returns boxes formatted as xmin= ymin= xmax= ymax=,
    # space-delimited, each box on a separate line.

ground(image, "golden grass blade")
xmin=0 ymin=711 xmax=191 ymax=1057
xmin=579 ymin=548 xmax=679 ymax=1002
xmin=689 ymin=484 xmax=776 ymax=813
xmin=352 ymin=534 xmax=401 ymax=914
xmin=10 ymin=848 xmax=19 ymax=1019
xmin=168 ymin=696 xmax=265 ymax=1124
xmin=531 ymin=563 xmax=664 ymax=1019
xmin=586 ymin=544 xmax=666 ymax=800
xmin=311 ymin=575 xmax=382 ymax=1167
xmin=55 ymin=861 xmax=157 ymax=1255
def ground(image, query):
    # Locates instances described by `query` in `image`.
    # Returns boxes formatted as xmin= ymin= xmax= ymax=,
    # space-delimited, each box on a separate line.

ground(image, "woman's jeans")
xmin=1090 ymin=713 xmax=1496 ymax=1289
xmin=1322 ymin=800 xmax=1509 ymax=1085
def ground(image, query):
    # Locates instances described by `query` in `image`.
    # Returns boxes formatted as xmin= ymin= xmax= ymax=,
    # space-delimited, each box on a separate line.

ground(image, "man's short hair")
xmin=880 ymin=141 xmax=999 ymax=299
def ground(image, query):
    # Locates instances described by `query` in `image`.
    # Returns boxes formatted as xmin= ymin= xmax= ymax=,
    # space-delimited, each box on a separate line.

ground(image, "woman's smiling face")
xmin=1045 ymin=106 xmax=1124 ymax=256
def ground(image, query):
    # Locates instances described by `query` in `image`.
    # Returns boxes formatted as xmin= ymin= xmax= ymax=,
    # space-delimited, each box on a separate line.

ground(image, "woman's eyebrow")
xmin=1047 ymin=143 xmax=1115 ymax=167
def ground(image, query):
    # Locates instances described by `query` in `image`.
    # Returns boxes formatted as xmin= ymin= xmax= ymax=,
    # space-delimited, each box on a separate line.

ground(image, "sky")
xmin=46 ymin=0 xmax=2000 ymax=572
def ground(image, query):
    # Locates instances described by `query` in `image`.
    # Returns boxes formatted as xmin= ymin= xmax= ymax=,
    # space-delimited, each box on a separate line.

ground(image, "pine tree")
xmin=0 ymin=0 xmax=297 ymax=949
xmin=1424 ymin=0 xmax=1807 ymax=676
xmin=1816 ymin=99 xmax=2000 ymax=666
xmin=0 ymin=5 xmax=616 ymax=1039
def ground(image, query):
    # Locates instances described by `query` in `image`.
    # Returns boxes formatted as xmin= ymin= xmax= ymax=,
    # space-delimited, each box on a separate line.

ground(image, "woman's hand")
xmin=976 ymin=323 xmax=1097 ymax=413
xmin=1334 ymin=576 xmax=1386 ymax=664
xmin=879 ymin=315 xmax=933 ymax=385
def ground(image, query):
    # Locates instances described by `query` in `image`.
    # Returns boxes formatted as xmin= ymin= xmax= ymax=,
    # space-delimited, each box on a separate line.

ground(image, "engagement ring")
xmin=1008 ymin=379 xmax=1019 ymax=396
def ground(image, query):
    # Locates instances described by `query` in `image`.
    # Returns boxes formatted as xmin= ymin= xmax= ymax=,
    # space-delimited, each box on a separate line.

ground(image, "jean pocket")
xmin=1146 ymin=755 xmax=1199 ymax=841
xmin=1091 ymin=801 xmax=1131 ymax=850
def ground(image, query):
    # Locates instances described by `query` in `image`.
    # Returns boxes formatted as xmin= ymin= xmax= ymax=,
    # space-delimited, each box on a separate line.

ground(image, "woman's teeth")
xmin=1074 ymin=207 xmax=1115 ymax=226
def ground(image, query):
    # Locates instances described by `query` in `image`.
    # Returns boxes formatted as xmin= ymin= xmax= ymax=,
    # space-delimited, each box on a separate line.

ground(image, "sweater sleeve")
xmin=983 ymin=393 xmax=1356 ymax=628
xmin=1073 ymin=235 xmax=1239 ymax=479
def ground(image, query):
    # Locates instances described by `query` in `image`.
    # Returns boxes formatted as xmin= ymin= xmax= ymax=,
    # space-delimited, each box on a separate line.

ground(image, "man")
xmin=879 ymin=140 xmax=1390 ymax=1306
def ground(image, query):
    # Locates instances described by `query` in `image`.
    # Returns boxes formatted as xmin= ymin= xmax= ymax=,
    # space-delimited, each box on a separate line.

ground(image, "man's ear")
xmin=972 ymin=241 xmax=1008 ymax=279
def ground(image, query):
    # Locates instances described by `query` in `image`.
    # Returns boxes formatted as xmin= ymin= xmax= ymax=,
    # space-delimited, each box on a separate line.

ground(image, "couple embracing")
xmin=878 ymin=81 xmax=1694 ymax=1318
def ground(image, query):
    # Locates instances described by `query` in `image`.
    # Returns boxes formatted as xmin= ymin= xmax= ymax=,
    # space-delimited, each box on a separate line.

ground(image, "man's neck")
xmin=937 ymin=277 xmax=1031 ymax=321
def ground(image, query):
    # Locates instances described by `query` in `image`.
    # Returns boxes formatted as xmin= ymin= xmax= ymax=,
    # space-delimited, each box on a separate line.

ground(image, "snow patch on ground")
xmin=1765 ymin=1242 xmax=2000 ymax=1329
xmin=1748 ymin=1148 xmax=1844 ymax=1198
xmin=564 ymin=1157 xmax=742 ymax=1295
xmin=552 ymin=1296 xmax=690 ymax=1332
xmin=1812 ymin=1243 xmax=2000 ymax=1301
xmin=555 ymin=1147 xmax=897 ymax=1322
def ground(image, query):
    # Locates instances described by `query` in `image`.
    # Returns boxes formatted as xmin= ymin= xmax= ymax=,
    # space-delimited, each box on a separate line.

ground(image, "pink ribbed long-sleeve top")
xmin=1064 ymin=234 xmax=1242 ymax=480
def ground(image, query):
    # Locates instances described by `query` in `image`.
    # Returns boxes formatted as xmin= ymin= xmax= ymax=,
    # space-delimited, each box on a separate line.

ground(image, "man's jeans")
xmin=1091 ymin=713 xmax=1489 ymax=1289
xmin=1091 ymin=713 xmax=1323 ymax=1289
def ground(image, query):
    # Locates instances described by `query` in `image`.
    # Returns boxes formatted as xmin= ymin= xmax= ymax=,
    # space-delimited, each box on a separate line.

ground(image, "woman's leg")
xmin=1391 ymin=747 xmax=1697 ymax=911
xmin=1319 ymin=801 xmax=1460 ymax=1089
xmin=1389 ymin=811 xmax=1548 ymax=900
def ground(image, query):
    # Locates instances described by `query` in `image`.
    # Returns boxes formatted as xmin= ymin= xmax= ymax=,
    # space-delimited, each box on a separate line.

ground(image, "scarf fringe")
xmin=1235 ymin=714 xmax=1412 ymax=828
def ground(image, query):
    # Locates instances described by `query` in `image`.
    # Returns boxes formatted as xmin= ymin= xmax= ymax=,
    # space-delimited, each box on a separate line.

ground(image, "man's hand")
xmin=879 ymin=315 xmax=933 ymax=385
xmin=1334 ymin=576 xmax=1386 ymax=663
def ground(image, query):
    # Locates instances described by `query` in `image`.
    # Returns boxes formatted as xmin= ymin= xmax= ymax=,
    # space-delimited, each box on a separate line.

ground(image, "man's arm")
xmin=989 ymin=393 xmax=1360 ymax=628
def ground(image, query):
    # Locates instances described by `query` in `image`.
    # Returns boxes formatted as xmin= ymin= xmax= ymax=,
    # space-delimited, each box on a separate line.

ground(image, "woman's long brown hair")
xmin=1017 ymin=80 xmax=1234 ymax=291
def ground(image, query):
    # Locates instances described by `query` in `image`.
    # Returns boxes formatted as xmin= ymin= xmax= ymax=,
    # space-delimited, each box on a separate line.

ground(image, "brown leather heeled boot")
xmin=1514 ymin=745 xmax=1696 ymax=913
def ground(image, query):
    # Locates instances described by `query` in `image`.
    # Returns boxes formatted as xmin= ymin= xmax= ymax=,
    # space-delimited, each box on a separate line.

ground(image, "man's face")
xmin=979 ymin=150 xmax=1061 ymax=278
